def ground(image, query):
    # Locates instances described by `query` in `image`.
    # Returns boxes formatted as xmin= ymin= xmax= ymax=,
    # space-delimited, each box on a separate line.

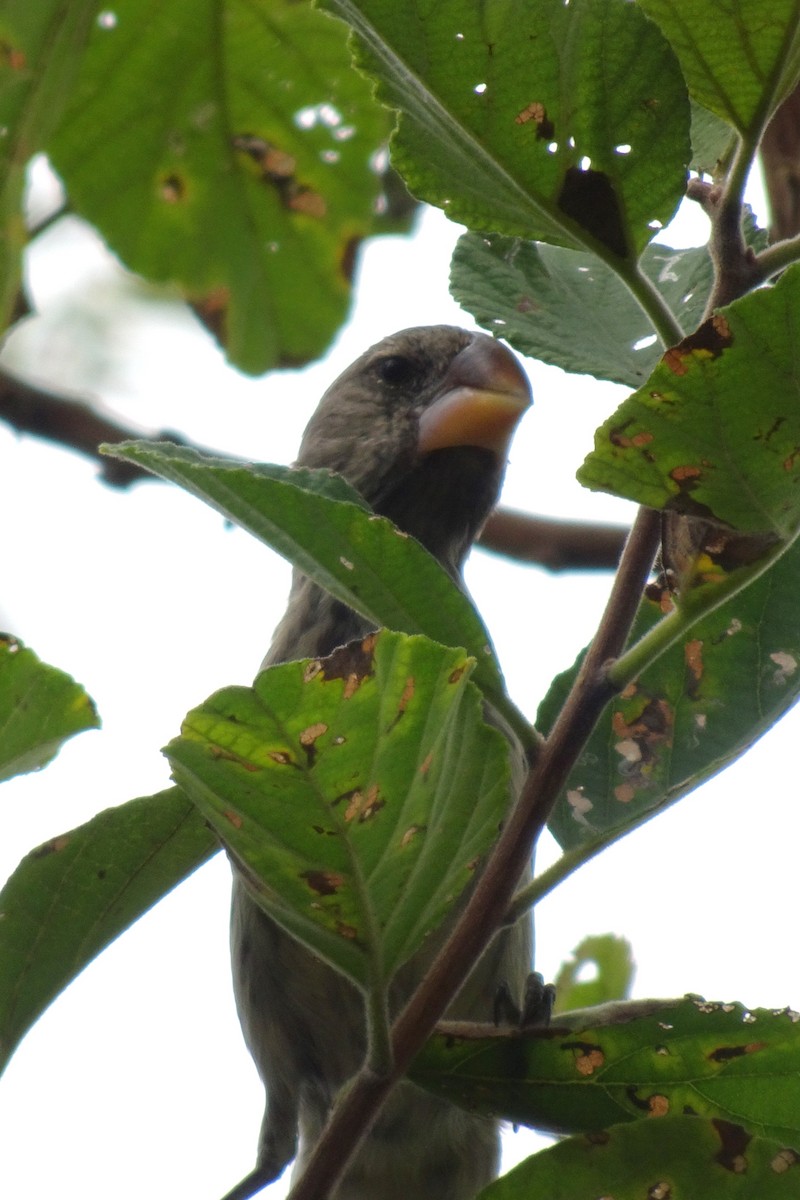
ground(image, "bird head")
xmin=296 ymin=326 xmax=531 ymax=574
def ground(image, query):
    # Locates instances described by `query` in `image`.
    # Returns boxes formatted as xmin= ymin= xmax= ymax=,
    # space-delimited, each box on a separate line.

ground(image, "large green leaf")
xmin=101 ymin=442 xmax=529 ymax=744
xmin=45 ymin=0 xmax=393 ymax=373
xmin=579 ymin=265 xmax=800 ymax=539
xmin=0 ymin=0 xmax=98 ymax=328
xmin=0 ymin=635 xmax=99 ymax=784
xmin=539 ymin=530 xmax=800 ymax=851
xmin=412 ymin=998 xmax=800 ymax=1143
xmin=325 ymin=0 xmax=690 ymax=258
xmin=638 ymin=0 xmax=800 ymax=138
xmin=481 ymin=1114 xmax=800 ymax=1198
xmin=0 ymin=788 xmax=216 ymax=1074
xmin=166 ymin=630 xmax=511 ymax=988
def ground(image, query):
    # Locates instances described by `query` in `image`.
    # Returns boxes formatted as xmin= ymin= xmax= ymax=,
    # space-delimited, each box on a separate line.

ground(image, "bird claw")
xmin=494 ymin=972 xmax=556 ymax=1029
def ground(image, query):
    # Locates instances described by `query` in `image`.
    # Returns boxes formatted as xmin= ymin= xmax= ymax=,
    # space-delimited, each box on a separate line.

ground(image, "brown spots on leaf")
xmin=449 ymin=665 xmax=467 ymax=684
xmin=419 ymin=752 xmax=434 ymax=776
xmin=211 ymin=746 xmax=262 ymax=770
xmin=268 ymin=750 xmax=294 ymax=766
xmin=627 ymin=1086 xmax=669 ymax=1116
xmin=648 ymin=1182 xmax=671 ymax=1200
xmin=160 ymin=174 xmax=187 ymax=203
xmin=399 ymin=677 xmax=415 ymax=713
xmin=770 ymin=650 xmax=798 ymax=685
xmin=516 ymin=295 xmax=540 ymax=314
xmin=514 ymin=101 xmax=554 ymax=139
xmin=771 ymin=1148 xmax=800 ymax=1173
xmin=343 ymin=784 xmax=383 ymax=822
xmin=300 ymin=722 xmax=328 ymax=746
xmin=190 ymin=287 xmax=230 ymax=343
xmin=613 ymin=781 xmax=636 ymax=803
xmin=670 ymin=464 xmax=702 ymax=484
xmin=663 ymin=314 xmax=733 ymax=375
xmin=611 ymin=691 xmax=674 ymax=799
xmin=232 ymin=133 xmax=327 ymax=218
xmin=0 ymin=40 xmax=26 ymax=70
xmin=32 ymin=834 xmax=71 ymax=857
xmin=684 ymin=639 xmax=704 ymax=692
xmin=320 ymin=634 xmax=377 ymax=697
xmin=335 ymin=920 xmax=358 ymax=940
xmin=302 ymin=869 xmax=345 ymax=896
xmin=563 ymin=1040 xmax=604 ymax=1076
xmin=401 ymin=824 xmax=424 ymax=847
xmin=222 ymin=810 xmax=243 ymax=829
xmin=712 ymin=1118 xmax=751 ymax=1173
xmin=708 ymin=1041 xmax=766 ymax=1063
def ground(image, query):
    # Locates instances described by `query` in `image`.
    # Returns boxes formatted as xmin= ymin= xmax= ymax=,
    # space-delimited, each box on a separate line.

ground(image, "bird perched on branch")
xmin=227 ymin=326 xmax=534 ymax=1200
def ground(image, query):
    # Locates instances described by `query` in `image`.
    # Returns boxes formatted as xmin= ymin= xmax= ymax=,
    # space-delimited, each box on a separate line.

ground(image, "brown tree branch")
xmin=286 ymin=507 xmax=662 ymax=1200
xmin=0 ymin=364 xmax=626 ymax=572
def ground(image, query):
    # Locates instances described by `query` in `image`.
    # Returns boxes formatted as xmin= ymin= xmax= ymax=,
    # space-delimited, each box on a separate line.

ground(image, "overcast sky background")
xmin=0 ymin=163 xmax=796 ymax=1199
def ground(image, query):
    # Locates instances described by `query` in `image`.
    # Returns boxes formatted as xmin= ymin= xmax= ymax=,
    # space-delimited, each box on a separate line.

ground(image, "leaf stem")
xmin=615 ymin=259 xmax=685 ymax=348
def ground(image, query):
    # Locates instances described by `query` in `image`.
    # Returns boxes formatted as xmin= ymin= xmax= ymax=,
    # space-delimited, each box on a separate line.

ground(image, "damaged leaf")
xmin=578 ymin=266 xmax=800 ymax=539
xmin=412 ymin=997 xmax=800 ymax=1144
xmin=540 ymin=526 xmax=800 ymax=848
xmin=325 ymin=0 xmax=689 ymax=257
xmin=165 ymin=630 xmax=511 ymax=988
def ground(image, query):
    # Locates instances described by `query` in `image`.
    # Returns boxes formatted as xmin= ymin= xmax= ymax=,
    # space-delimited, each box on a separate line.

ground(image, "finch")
xmin=228 ymin=326 xmax=533 ymax=1200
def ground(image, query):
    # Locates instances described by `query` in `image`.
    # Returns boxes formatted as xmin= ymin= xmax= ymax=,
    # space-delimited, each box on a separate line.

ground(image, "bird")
xmin=226 ymin=326 xmax=534 ymax=1200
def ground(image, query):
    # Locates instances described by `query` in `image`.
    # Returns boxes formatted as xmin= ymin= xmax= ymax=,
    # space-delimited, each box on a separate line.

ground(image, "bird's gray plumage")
xmin=228 ymin=326 xmax=532 ymax=1200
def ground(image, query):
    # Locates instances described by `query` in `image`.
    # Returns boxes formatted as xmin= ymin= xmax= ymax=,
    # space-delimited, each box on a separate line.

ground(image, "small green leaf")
xmin=413 ymin=997 xmax=800 ymax=1144
xmin=166 ymin=630 xmax=511 ymax=989
xmin=0 ymin=788 xmax=216 ymax=1075
xmin=325 ymin=0 xmax=689 ymax=258
xmin=100 ymin=441 xmax=528 ymax=743
xmin=46 ymin=0 xmax=393 ymax=372
xmin=540 ymin=528 xmax=800 ymax=850
xmin=0 ymin=635 xmax=99 ymax=783
xmin=0 ymin=0 xmax=97 ymax=327
xmin=553 ymin=934 xmax=635 ymax=1013
xmin=578 ymin=265 xmax=800 ymax=538
xmin=481 ymin=1114 xmax=800 ymax=1198
xmin=638 ymin=0 xmax=800 ymax=138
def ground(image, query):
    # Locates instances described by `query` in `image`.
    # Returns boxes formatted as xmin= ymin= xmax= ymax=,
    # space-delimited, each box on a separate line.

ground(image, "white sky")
xmin=0 ymin=171 xmax=797 ymax=1199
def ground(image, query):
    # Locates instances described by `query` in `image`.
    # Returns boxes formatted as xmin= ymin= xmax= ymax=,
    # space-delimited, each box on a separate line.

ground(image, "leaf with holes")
xmin=480 ymin=1114 xmax=800 ymax=1198
xmin=578 ymin=265 xmax=800 ymax=538
xmin=165 ymin=630 xmax=511 ymax=988
xmin=412 ymin=998 xmax=800 ymax=1144
xmin=45 ymin=0 xmax=394 ymax=372
xmin=539 ymin=527 xmax=800 ymax=852
xmin=324 ymin=0 xmax=689 ymax=258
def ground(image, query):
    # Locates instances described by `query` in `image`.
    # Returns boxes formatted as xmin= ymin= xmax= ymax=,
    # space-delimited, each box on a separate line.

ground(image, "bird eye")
xmin=375 ymin=355 xmax=416 ymax=386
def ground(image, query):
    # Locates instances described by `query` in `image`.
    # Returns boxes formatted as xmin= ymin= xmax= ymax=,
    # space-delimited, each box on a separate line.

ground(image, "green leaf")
xmin=0 ymin=0 xmax=97 ymax=327
xmin=325 ymin=0 xmax=690 ymax=258
xmin=0 ymin=788 xmax=216 ymax=1075
xmin=553 ymin=934 xmax=635 ymax=1013
xmin=540 ymin=530 xmax=800 ymax=851
xmin=481 ymin=1114 xmax=800 ymax=1198
xmin=578 ymin=265 xmax=800 ymax=538
xmin=0 ymin=635 xmax=99 ymax=783
xmin=166 ymin=630 xmax=511 ymax=989
xmin=451 ymin=234 xmax=713 ymax=387
xmin=45 ymin=0 xmax=393 ymax=373
xmin=638 ymin=0 xmax=800 ymax=138
xmin=689 ymin=101 xmax=738 ymax=175
xmin=101 ymin=441 xmax=528 ymax=743
xmin=413 ymin=998 xmax=800 ymax=1144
